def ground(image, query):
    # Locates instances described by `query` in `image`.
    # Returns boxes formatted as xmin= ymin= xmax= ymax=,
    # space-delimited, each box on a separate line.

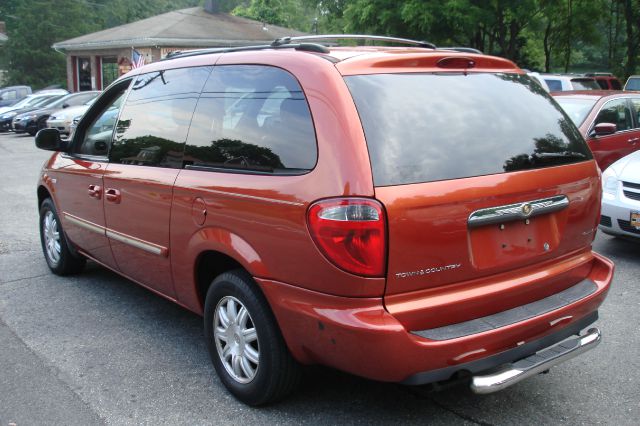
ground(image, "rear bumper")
xmin=46 ymin=119 xmax=70 ymax=134
xmin=257 ymin=251 xmax=613 ymax=385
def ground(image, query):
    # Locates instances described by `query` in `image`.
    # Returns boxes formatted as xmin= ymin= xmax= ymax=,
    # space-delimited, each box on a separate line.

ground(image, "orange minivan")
xmin=35 ymin=35 xmax=613 ymax=405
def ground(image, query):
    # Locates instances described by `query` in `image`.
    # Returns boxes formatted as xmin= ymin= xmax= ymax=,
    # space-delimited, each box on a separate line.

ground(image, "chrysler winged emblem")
xmin=467 ymin=195 xmax=569 ymax=228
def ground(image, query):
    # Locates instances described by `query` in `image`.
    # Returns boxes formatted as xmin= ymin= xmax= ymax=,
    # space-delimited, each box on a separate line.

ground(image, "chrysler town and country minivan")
xmin=35 ymin=35 xmax=613 ymax=405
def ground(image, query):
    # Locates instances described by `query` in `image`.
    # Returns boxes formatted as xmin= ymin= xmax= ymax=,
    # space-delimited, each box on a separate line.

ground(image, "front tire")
xmin=39 ymin=198 xmax=86 ymax=275
xmin=204 ymin=270 xmax=300 ymax=405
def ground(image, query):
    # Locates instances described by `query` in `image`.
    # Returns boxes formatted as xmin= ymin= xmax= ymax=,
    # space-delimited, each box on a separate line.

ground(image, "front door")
xmin=103 ymin=67 xmax=212 ymax=297
xmin=587 ymin=98 xmax=636 ymax=170
xmin=51 ymin=81 xmax=131 ymax=269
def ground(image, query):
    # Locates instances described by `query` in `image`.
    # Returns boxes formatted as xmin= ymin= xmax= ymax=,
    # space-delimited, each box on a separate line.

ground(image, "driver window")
xmin=76 ymin=90 xmax=126 ymax=157
xmin=594 ymin=99 xmax=632 ymax=133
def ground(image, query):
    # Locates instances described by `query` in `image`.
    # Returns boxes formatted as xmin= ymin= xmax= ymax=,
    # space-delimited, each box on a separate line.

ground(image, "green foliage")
xmin=232 ymin=0 xmax=315 ymax=31
xmin=2 ymin=0 xmax=98 ymax=89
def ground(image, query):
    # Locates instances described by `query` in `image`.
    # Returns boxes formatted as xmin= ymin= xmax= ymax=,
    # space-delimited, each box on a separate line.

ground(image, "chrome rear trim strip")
xmin=468 ymin=195 xmax=569 ymax=228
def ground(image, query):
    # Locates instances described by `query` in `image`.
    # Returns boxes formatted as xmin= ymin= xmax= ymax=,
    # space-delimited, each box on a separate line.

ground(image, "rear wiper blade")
xmin=530 ymin=151 xmax=586 ymax=161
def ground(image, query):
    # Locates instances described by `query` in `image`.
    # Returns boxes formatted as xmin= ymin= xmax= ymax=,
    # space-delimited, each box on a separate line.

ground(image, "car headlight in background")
xmin=602 ymin=167 xmax=619 ymax=200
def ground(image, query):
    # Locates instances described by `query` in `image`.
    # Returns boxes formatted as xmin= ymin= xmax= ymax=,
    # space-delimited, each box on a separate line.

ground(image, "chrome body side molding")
xmin=468 ymin=195 xmax=569 ymax=228
xmin=63 ymin=212 xmax=168 ymax=257
xmin=63 ymin=212 xmax=105 ymax=235
xmin=105 ymin=229 xmax=168 ymax=257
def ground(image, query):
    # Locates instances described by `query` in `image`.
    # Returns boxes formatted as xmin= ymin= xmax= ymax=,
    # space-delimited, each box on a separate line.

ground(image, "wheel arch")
xmin=180 ymin=227 xmax=269 ymax=314
xmin=37 ymin=184 xmax=52 ymax=207
xmin=195 ymin=250 xmax=245 ymax=311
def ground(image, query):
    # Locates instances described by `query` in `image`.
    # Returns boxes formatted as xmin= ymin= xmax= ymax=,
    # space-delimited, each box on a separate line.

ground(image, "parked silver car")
xmin=600 ymin=150 xmax=640 ymax=239
xmin=46 ymin=94 xmax=100 ymax=135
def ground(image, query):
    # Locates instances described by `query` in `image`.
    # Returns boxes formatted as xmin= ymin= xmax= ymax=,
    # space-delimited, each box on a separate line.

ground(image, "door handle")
xmin=105 ymin=188 xmax=121 ymax=204
xmin=88 ymin=184 xmax=102 ymax=199
xmin=628 ymin=137 xmax=640 ymax=144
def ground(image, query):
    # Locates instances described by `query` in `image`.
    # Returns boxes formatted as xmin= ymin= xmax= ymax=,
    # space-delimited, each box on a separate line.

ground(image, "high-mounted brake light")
xmin=437 ymin=57 xmax=476 ymax=69
xmin=307 ymin=198 xmax=386 ymax=277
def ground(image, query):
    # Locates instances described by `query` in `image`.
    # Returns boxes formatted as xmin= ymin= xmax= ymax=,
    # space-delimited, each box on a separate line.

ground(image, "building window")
xmin=101 ymin=57 xmax=118 ymax=89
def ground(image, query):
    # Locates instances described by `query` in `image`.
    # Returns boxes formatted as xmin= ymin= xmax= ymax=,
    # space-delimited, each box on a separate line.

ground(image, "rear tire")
xmin=204 ymin=270 xmax=300 ymax=405
xmin=39 ymin=198 xmax=86 ymax=275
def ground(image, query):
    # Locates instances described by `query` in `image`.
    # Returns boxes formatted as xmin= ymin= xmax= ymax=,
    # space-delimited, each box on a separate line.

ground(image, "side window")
xmin=630 ymin=98 xmax=640 ymax=128
xmin=109 ymin=67 xmax=212 ymax=168
xmin=594 ymin=99 xmax=632 ymax=132
xmin=596 ymin=80 xmax=608 ymax=90
xmin=612 ymin=80 xmax=622 ymax=90
xmin=545 ymin=79 xmax=562 ymax=91
xmin=67 ymin=93 xmax=93 ymax=106
xmin=75 ymin=88 xmax=128 ymax=157
xmin=185 ymin=65 xmax=317 ymax=173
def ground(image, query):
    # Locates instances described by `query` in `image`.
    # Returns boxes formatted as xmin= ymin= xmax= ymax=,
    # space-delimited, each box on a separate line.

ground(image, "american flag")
xmin=131 ymin=49 xmax=145 ymax=69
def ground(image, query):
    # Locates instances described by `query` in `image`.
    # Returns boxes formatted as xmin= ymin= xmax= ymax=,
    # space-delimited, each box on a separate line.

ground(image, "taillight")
xmin=307 ymin=198 xmax=386 ymax=277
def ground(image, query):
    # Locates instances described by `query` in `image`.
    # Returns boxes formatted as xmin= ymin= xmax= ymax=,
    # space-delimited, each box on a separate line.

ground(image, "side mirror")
xmin=62 ymin=103 xmax=70 ymax=109
xmin=35 ymin=128 xmax=67 ymax=151
xmin=593 ymin=122 xmax=617 ymax=137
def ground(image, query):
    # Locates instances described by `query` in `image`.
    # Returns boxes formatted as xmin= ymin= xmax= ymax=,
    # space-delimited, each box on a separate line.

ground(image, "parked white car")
xmin=46 ymin=95 xmax=99 ymax=135
xmin=527 ymin=72 xmax=550 ymax=91
xmin=539 ymin=74 xmax=600 ymax=91
xmin=600 ymin=150 xmax=640 ymax=239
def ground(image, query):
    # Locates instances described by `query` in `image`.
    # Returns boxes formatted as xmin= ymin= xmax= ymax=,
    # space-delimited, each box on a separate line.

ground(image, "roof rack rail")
xmin=272 ymin=34 xmax=436 ymax=49
xmin=439 ymin=46 xmax=483 ymax=54
xmin=164 ymin=42 xmax=330 ymax=60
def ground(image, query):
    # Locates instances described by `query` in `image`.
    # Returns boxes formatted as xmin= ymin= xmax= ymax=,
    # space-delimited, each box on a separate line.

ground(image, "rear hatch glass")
xmin=345 ymin=72 xmax=591 ymax=186
xmin=345 ymin=72 xmax=598 ymax=315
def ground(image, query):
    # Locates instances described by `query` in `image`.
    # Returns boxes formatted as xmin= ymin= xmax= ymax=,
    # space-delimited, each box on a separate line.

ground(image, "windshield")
xmin=345 ymin=72 xmax=592 ymax=186
xmin=554 ymin=97 xmax=598 ymax=126
xmin=10 ymin=96 xmax=38 ymax=109
xmin=31 ymin=96 xmax=60 ymax=108
xmin=570 ymin=79 xmax=600 ymax=90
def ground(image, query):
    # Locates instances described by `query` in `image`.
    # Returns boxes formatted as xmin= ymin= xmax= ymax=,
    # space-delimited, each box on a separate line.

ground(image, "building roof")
xmin=53 ymin=7 xmax=305 ymax=51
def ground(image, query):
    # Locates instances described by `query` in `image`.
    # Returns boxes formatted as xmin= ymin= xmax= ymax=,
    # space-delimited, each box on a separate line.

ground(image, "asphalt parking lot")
xmin=0 ymin=131 xmax=638 ymax=425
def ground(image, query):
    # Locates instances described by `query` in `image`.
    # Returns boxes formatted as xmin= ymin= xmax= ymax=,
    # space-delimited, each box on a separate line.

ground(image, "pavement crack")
xmin=399 ymin=385 xmax=494 ymax=426
xmin=0 ymin=273 xmax=50 ymax=285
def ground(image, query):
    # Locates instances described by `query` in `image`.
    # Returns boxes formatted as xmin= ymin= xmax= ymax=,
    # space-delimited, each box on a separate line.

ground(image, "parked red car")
xmin=552 ymin=91 xmax=640 ymax=170
xmin=585 ymin=73 xmax=622 ymax=90
xmin=35 ymin=35 xmax=613 ymax=405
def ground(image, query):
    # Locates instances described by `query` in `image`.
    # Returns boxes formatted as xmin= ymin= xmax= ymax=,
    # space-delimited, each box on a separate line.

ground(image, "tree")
xmin=232 ymin=0 xmax=315 ymax=30
xmin=1 ymin=0 xmax=201 ymax=89
xmin=3 ymin=0 xmax=98 ymax=89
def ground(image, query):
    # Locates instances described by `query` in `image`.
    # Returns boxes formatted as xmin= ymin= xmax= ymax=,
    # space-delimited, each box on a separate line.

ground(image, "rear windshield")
xmin=345 ymin=73 xmax=591 ymax=186
xmin=626 ymin=78 xmax=640 ymax=91
xmin=570 ymin=78 xmax=600 ymax=90
xmin=553 ymin=97 xmax=597 ymax=126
